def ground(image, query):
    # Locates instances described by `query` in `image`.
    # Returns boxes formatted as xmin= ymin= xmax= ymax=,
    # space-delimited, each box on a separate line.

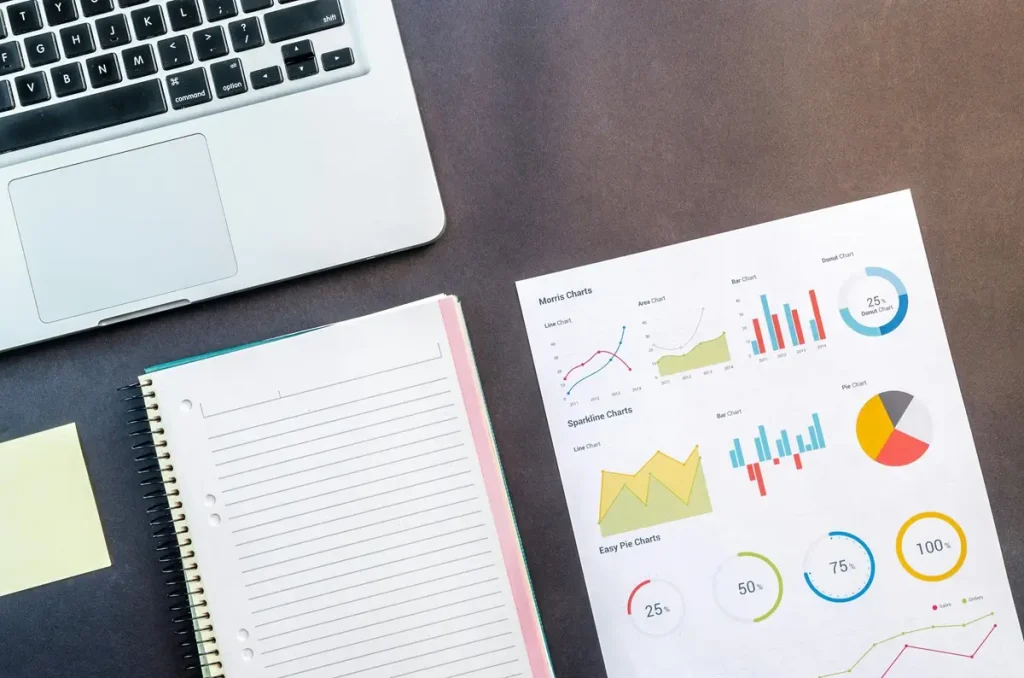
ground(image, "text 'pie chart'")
xmin=856 ymin=391 xmax=932 ymax=466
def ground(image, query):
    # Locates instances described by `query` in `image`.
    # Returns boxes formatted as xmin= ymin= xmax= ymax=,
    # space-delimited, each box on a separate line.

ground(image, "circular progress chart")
xmin=839 ymin=266 xmax=909 ymax=336
xmin=856 ymin=391 xmax=932 ymax=466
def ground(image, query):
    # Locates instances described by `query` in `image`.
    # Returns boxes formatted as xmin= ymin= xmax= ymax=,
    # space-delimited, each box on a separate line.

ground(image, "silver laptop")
xmin=0 ymin=0 xmax=443 ymax=352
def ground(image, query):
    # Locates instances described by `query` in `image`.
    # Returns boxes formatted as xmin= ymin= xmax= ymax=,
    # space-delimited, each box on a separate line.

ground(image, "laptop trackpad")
xmin=9 ymin=135 xmax=237 ymax=323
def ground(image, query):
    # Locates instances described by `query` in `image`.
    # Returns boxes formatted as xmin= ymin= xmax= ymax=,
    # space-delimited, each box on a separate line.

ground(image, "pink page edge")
xmin=438 ymin=297 xmax=553 ymax=677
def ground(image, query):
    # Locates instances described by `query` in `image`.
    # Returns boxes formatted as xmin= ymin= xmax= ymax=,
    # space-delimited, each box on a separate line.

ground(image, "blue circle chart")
xmin=803 ymin=531 xmax=876 ymax=603
xmin=839 ymin=267 xmax=909 ymax=337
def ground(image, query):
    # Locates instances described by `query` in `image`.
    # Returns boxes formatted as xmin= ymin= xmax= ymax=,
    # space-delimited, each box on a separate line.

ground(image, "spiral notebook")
xmin=126 ymin=296 xmax=552 ymax=678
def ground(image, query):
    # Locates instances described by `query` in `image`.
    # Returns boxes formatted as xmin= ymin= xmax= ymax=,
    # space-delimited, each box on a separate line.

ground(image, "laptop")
xmin=0 ymin=0 xmax=444 ymax=352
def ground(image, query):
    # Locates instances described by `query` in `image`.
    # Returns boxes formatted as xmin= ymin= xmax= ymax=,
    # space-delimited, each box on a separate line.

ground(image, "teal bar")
xmin=758 ymin=425 xmax=771 ymax=460
xmin=751 ymin=340 xmax=761 ymax=355
xmin=783 ymin=303 xmax=799 ymax=346
xmin=797 ymin=434 xmax=806 ymax=453
xmin=781 ymin=430 xmax=792 ymax=456
xmin=810 ymin=320 xmax=820 ymax=342
xmin=761 ymin=294 xmax=779 ymax=350
xmin=813 ymin=413 xmax=825 ymax=448
xmin=776 ymin=439 xmax=785 ymax=458
xmin=808 ymin=425 xmax=819 ymax=450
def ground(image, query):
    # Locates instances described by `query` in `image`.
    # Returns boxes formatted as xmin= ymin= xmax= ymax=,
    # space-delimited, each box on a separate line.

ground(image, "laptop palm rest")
xmin=8 ymin=134 xmax=237 ymax=324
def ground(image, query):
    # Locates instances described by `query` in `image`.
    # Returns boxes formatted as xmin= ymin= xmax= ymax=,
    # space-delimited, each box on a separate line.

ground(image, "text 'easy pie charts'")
xmin=856 ymin=391 xmax=932 ymax=466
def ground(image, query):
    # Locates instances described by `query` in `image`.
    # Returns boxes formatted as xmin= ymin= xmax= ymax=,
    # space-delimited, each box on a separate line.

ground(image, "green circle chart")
xmin=713 ymin=551 xmax=784 ymax=623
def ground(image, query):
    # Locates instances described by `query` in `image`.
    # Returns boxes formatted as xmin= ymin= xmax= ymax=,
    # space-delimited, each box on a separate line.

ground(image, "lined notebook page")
xmin=149 ymin=299 xmax=544 ymax=678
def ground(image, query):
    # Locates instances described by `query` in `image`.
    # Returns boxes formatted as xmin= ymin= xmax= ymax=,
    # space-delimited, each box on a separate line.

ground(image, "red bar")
xmin=792 ymin=309 xmax=805 ymax=344
xmin=747 ymin=464 xmax=756 ymax=481
xmin=771 ymin=314 xmax=785 ymax=349
xmin=752 ymin=318 xmax=766 ymax=354
xmin=794 ymin=453 xmax=803 ymax=470
xmin=773 ymin=457 xmax=780 ymax=465
xmin=752 ymin=463 xmax=766 ymax=496
xmin=809 ymin=289 xmax=826 ymax=340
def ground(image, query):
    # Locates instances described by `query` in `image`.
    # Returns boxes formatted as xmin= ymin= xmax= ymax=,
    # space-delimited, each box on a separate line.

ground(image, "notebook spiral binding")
xmin=122 ymin=379 xmax=225 ymax=677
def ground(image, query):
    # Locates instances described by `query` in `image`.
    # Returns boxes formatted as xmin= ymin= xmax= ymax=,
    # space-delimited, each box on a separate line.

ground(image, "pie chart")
xmin=856 ymin=391 xmax=932 ymax=466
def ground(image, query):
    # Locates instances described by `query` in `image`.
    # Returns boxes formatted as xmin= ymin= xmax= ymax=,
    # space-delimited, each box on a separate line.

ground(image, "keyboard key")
xmin=227 ymin=16 xmax=260 ymax=52
xmin=0 ymin=14 xmax=5 ymax=39
xmin=264 ymin=0 xmax=341 ymax=44
xmin=193 ymin=25 xmax=226 ymax=61
xmin=24 ymin=31 xmax=57 ymax=66
xmin=96 ymin=13 xmax=129 ymax=48
xmin=86 ymin=51 xmax=119 ymax=86
xmin=14 ymin=70 xmax=47 ymax=105
xmin=50 ymin=61 xmax=85 ymax=96
xmin=81 ymin=0 xmax=112 ymax=16
xmin=321 ymin=46 xmax=352 ymax=71
xmin=0 ymin=79 xmax=13 ymax=111
xmin=130 ymin=5 xmax=164 ymax=39
xmin=284 ymin=56 xmax=313 ymax=80
xmin=281 ymin=37 xmax=310 ymax=63
xmin=0 ymin=80 xmax=166 ymax=154
xmin=59 ymin=22 xmax=93 ymax=56
xmin=210 ymin=57 xmax=243 ymax=98
xmin=7 ymin=1 xmax=43 ymax=35
xmin=122 ymin=42 xmax=154 ymax=78
xmin=157 ymin=34 xmax=191 ymax=69
xmin=0 ymin=41 xmax=23 ymax=74
xmin=202 ymin=0 xmax=234 ymax=21
xmin=41 ymin=0 xmax=76 ymax=25
xmin=118 ymin=0 xmax=146 ymax=7
xmin=166 ymin=0 xmax=199 ymax=30
xmin=250 ymin=64 xmax=279 ymax=89
xmin=239 ymin=0 xmax=269 ymax=12
xmin=166 ymin=65 xmax=208 ymax=109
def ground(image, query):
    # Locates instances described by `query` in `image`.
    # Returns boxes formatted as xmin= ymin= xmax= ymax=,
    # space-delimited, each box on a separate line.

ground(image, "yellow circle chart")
xmin=896 ymin=512 xmax=967 ymax=582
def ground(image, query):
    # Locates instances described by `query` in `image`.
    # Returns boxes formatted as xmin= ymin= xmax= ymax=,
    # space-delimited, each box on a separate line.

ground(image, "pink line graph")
xmin=880 ymin=624 xmax=997 ymax=677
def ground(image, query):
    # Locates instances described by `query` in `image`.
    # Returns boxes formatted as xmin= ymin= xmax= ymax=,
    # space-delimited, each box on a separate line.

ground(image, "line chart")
xmin=651 ymin=307 xmax=705 ymax=352
xmin=563 ymin=325 xmax=631 ymax=395
xmin=819 ymin=612 xmax=996 ymax=678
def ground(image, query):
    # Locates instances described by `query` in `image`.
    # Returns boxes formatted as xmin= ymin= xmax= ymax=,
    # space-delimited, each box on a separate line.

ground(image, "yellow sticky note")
xmin=0 ymin=423 xmax=111 ymax=597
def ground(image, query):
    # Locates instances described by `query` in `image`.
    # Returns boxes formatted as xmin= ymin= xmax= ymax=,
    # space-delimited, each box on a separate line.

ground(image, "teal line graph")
xmin=563 ymin=326 xmax=631 ymax=395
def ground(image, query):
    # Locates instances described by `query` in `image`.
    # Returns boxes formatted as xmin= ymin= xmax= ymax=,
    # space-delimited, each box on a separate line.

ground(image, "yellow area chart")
xmin=598 ymin=447 xmax=713 ymax=537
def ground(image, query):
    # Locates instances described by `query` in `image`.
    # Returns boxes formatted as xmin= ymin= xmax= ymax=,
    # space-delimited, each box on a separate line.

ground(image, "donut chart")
xmin=839 ymin=267 xmax=909 ymax=336
xmin=856 ymin=391 xmax=932 ymax=466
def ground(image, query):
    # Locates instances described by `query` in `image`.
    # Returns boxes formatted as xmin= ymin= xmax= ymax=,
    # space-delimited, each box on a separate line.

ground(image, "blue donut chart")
xmin=803 ymin=530 xmax=876 ymax=603
xmin=839 ymin=267 xmax=909 ymax=337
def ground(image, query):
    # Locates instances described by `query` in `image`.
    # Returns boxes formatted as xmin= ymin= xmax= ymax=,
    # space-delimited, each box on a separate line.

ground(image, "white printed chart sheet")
xmin=516 ymin=191 xmax=1024 ymax=677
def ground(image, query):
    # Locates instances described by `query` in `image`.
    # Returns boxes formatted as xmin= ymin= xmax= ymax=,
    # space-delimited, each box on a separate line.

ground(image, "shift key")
xmin=264 ymin=0 xmax=343 ymax=44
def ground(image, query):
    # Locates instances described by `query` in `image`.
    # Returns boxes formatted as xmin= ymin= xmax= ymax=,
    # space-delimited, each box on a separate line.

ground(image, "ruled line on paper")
xmin=208 ymin=379 xmax=449 ymax=439
xmin=321 ymin=641 xmax=517 ymax=678
xmin=226 ymin=445 xmax=465 ymax=502
xmin=263 ymin=606 xmax=505 ymax=659
xmin=235 ymin=494 xmax=477 ymax=548
xmin=259 ymin=585 xmax=502 ymax=641
xmin=274 ymin=632 xmax=514 ymax=678
xmin=252 ymin=563 xmax=496 ymax=615
xmin=202 ymin=348 xmax=445 ymax=419
xmin=227 ymin=458 xmax=468 ymax=518
xmin=240 ymin=500 xmax=480 ymax=558
xmin=240 ymin=511 xmax=482 ymax=573
xmin=217 ymin=425 xmax=461 ymax=481
xmin=214 ymin=405 xmax=457 ymax=466
xmin=267 ymin=618 xmax=511 ymax=670
xmin=233 ymin=482 xmax=475 ymax=536
xmin=261 ymin=601 xmax=505 ymax=654
xmin=249 ymin=549 xmax=493 ymax=602
xmin=211 ymin=392 xmax=453 ymax=454
xmin=245 ymin=530 xmax=488 ymax=587
xmin=257 ymin=573 xmax=501 ymax=629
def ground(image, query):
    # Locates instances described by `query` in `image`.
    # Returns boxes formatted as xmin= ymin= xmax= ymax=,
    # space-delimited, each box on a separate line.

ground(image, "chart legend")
xmin=728 ymin=413 xmax=826 ymax=496
xmin=750 ymin=290 xmax=826 ymax=355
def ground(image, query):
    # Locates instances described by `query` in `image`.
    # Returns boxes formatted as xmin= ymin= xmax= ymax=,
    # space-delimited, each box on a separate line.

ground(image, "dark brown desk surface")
xmin=3 ymin=1 xmax=1024 ymax=675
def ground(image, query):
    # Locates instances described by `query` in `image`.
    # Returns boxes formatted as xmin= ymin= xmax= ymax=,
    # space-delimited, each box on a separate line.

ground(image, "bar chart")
xmin=749 ymin=290 xmax=826 ymax=356
xmin=728 ymin=413 xmax=826 ymax=496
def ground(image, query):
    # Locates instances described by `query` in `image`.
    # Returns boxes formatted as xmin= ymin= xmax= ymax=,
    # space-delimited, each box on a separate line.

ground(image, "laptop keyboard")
xmin=0 ymin=0 xmax=365 ymax=159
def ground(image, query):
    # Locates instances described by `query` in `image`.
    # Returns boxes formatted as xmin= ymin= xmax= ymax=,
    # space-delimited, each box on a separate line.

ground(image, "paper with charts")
xmin=516 ymin=191 xmax=1024 ymax=677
